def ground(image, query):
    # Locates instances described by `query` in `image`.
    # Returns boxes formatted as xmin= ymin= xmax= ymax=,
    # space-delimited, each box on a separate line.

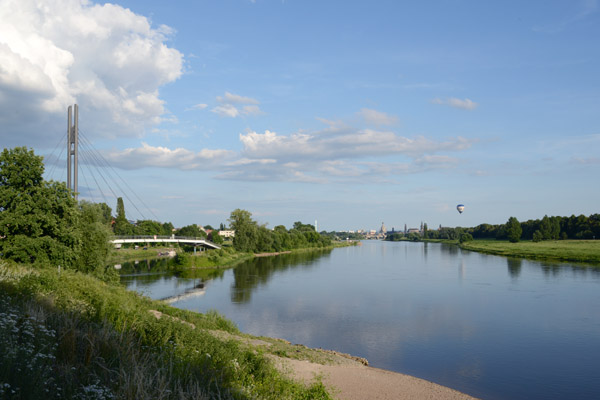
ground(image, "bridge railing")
xmin=110 ymin=235 xmax=220 ymax=247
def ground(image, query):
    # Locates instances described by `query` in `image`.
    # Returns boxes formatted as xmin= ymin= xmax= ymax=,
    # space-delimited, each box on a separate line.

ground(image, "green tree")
xmin=134 ymin=220 xmax=163 ymax=235
xmin=161 ymin=221 xmax=175 ymax=236
xmin=505 ymin=217 xmax=522 ymax=243
xmin=210 ymin=231 xmax=224 ymax=244
xmin=77 ymin=201 xmax=113 ymax=273
xmin=113 ymin=197 xmax=132 ymax=235
xmin=228 ymin=209 xmax=258 ymax=252
xmin=459 ymin=232 xmax=473 ymax=243
xmin=293 ymin=221 xmax=315 ymax=232
xmin=177 ymin=224 xmax=206 ymax=238
xmin=0 ymin=147 xmax=79 ymax=267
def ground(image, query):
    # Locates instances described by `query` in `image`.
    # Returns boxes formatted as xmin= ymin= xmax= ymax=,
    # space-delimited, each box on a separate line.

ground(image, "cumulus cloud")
xmin=190 ymin=103 xmax=208 ymax=110
xmin=239 ymin=127 xmax=472 ymax=161
xmin=357 ymin=108 xmax=398 ymax=126
xmin=0 ymin=0 xmax=183 ymax=147
xmin=100 ymin=114 xmax=475 ymax=183
xmin=211 ymin=91 xmax=263 ymax=117
xmin=103 ymin=142 xmax=235 ymax=170
xmin=432 ymin=97 xmax=478 ymax=110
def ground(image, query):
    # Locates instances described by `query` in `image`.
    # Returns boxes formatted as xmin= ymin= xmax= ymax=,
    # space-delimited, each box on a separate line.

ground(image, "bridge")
xmin=110 ymin=235 xmax=221 ymax=250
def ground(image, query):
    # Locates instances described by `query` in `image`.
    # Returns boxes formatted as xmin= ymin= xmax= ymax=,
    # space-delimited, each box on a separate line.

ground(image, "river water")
xmin=120 ymin=241 xmax=600 ymax=400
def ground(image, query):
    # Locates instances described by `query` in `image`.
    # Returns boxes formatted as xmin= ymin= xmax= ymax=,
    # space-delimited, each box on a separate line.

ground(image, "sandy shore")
xmin=273 ymin=354 xmax=479 ymax=400
xmin=155 ymin=312 xmax=479 ymax=399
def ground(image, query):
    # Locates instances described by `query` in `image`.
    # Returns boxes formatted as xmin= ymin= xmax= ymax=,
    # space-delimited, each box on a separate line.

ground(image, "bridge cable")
xmin=78 ymin=129 xmax=157 ymax=221
xmin=44 ymin=132 xmax=67 ymax=182
xmin=77 ymin=144 xmax=109 ymax=205
xmin=77 ymin=131 xmax=148 ymax=221
xmin=76 ymin=137 xmax=120 ymax=202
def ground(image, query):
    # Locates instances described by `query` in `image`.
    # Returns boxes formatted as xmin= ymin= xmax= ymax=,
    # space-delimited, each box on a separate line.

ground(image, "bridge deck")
xmin=110 ymin=236 xmax=220 ymax=249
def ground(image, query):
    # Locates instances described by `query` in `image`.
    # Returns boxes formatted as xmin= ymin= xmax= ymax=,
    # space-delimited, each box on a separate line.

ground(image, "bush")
xmin=532 ymin=230 xmax=543 ymax=242
xmin=459 ymin=233 xmax=473 ymax=243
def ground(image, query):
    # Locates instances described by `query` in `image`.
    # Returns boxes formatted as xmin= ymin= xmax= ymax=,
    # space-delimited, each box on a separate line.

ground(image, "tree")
xmin=210 ymin=231 xmax=224 ymax=245
xmin=134 ymin=220 xmax=163 ymax=236
xmin=113 ymin=197 xmax=132 ymax=235
xmin=228 ymin=209 xmax=258 ymax=252
xmin=505 ymin=217 xmax=522 ymax=243
xmin=293 ymin=221 xmax=315 ymax=232
xmin=98 ymin=202 xmax=112 ymax=225
xmin=459 ymin=232 xmax=473 ymax=243
xmin=77 ymin=201 xmax=113 ymax=273
xmin=0 ymin=148 xmax=78 ymax=267
xmin=161 ymin=221 xmax=175 ymax=236
xmin=177 ymin=224 xmax=206 ymax=238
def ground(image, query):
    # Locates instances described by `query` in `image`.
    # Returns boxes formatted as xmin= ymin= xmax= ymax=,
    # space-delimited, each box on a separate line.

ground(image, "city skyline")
xmin=1 ymin=0 xmax=599 ymax=230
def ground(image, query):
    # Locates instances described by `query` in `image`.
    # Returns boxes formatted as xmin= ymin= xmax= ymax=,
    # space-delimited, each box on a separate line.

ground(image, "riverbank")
xmin=387 ymin=237 xmax=600 ymax=264
xmin=457 ymin=239 xmax=600 ymax=264
xmin=1 ymin=259 xmax=477 ymax=399
xmin=109 ymin=240 xmax=358 ymax=269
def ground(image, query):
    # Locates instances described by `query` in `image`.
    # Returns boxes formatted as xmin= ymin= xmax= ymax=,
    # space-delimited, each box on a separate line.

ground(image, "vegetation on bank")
xmin=458 ymin=239 xmax=600 ymax=264
xmin=0 ymin=146 xmax=342 ymax=398
xmin=0 ymin=261 xmax=332 ymax=399
xmin=385 ymin=213 xmax=600 ymax=264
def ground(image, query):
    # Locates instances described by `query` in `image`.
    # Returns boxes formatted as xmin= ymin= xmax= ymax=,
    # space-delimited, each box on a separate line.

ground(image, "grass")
xmin=0 ymin=261 xmax=333 ymax=399
xmin=458 ymin=239 xmax=600 ymax=264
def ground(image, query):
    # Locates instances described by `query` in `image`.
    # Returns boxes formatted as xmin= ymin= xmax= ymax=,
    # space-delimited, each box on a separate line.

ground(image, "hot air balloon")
xmin=456 ymin=204 xmax=465 ymax=214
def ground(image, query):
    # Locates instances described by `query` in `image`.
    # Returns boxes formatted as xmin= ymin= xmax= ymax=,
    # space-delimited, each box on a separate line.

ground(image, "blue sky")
xmin=1 ymin=0 xmax=599 ymax=231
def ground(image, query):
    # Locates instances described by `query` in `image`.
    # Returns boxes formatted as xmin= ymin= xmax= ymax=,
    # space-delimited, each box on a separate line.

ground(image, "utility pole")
xmin=67 ymin=104 xmax=78 ymax=199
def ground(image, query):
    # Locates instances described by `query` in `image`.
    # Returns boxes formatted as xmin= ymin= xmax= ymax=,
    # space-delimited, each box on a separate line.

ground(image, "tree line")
xmin=228 ymin=209 xmax=331 ymax=253
xmin=0 ymin=147 xmax=331 ymax=274
xmin=386 ymin=214 xmax=600 ymax=243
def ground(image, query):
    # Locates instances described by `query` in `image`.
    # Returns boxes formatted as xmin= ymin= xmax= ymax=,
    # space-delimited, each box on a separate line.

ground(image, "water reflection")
xmin=231 ymin=249 xmax=332 ymax=303
xmin=120 ymin=242 xmax=600 ymax=400
xmin=507 ymin=257 xmax=523 ymax=279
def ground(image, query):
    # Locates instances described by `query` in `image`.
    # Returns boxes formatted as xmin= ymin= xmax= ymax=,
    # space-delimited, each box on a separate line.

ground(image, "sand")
xmin=273 ymin=356 xmax=480 ymax=400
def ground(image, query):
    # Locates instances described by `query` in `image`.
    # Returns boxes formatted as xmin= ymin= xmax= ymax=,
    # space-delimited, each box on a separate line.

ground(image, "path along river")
xmin=120 ymin=240 xmax=600 ymax=400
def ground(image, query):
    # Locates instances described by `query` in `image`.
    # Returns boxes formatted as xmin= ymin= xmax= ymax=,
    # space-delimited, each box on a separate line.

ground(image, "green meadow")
xmin=459 ymin=240 xmax=600 ymax=264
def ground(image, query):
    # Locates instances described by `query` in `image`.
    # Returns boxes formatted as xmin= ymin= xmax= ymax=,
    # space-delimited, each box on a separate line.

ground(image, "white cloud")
xmin=0 ymin=0 xmax=183 ymax=147
xmin=217 ymin=92 xmax=259 ymax=105
xmin=190 ymin=103 xmax=208 ymax=110
xmin=432 ymin=97 xmax=478 ymax=110
xmin=98 ymin=115 xmax=476 ymax=183
xmin=211 ymin=91 xmax=263 ymax=118
xmin=103 ymin=142 xmax=234 ymax=170
xmin=211 ymin=104 xmax=239 ymax=118
xmin=239 ymin=127 xmax=473 ymax=161
xmin=357 ymin=108 xmax=398 ymax=126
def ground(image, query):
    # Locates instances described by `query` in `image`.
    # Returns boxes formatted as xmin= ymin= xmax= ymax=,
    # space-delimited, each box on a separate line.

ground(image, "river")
xmin=120 ymin=241 xmax=600 ymax=400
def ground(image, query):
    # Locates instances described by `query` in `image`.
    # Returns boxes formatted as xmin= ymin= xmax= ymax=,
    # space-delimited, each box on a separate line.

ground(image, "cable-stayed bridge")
xmin=46 ymin=105 xmax=221 ymax=249
xmin=111 ymin=235 xmax=220 ymax=250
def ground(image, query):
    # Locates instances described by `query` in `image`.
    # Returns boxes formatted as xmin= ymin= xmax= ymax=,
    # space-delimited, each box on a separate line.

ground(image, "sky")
xmin=1 ymin=0 xmax=599 ymax=231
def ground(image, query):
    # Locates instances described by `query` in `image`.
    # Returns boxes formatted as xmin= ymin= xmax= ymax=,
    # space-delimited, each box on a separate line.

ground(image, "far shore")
xmin=386 ymin=237 xmax=600 ymax=264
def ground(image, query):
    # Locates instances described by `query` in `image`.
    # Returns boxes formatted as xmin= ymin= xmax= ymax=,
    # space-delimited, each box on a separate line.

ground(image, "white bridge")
xmin=110 ymin=235 xmax=221 ymax=250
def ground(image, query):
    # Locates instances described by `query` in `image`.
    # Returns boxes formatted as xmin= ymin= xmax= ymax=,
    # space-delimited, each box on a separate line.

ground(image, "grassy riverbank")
xmin=109 ymin=241 xmax=358 ymax=270
xmin=458 ymin=239 xmax=600 ymax=264
xmin=0 ymin=260 xmax=333 ymax=399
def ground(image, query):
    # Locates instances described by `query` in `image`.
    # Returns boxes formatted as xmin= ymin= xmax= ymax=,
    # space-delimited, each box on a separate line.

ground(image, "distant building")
xmin=380 ymin=222 xmax=387 ymax=234
xmin=218 ymin=230 xmax=235 ymax=238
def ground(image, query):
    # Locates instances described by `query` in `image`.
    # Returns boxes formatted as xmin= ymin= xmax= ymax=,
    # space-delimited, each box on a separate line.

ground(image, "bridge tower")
xmin=67 ymin=104 xmax=79 ymax=199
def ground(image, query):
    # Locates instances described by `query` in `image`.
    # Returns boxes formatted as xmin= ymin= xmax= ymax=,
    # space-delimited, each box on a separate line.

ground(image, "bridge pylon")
xmin=67 ymin=104 xmax=78 ymax=199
